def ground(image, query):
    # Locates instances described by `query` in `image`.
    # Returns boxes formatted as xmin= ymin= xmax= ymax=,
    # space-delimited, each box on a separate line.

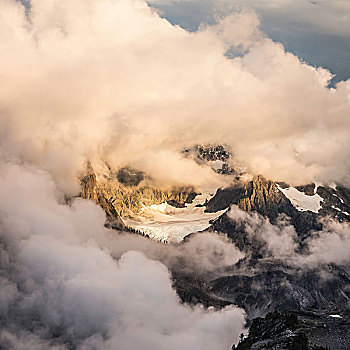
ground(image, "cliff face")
xmin=80 ymin=165 xmax=126 ymax=229
xmin=207 ymin=174 xmax=350 ymax=238
xmin=238 ymin=175 xmax=293 ymax=218
xmin=94 ymin=180 xmax=196 ymax=218
xmin=205 ymin=175 xmax=292 ymax=216
xmin=80 ymin=164 xmax=196 ymax=221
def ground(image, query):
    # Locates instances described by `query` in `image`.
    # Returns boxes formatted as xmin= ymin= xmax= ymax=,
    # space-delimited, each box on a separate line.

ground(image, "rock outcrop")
xmin=234 ymin=309 xmax=350 ymax=350
xmin=80 ymin=163 xmax=197 ymax=220
xmin=206 ymin=175 xmax=293 ymax=218
xmin=81 ymin=163 xmax=126 ymax=229
xmin=209 ymin=260 xmax=350 ymax=319
xmin=183 ymin=144 xmax=237 ymax=175
xmin=207 ymin=175 xmax=350 ymax=238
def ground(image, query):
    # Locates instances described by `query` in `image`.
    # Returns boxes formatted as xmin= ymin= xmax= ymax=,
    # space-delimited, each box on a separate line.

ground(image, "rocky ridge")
xmin=233 ymin=310 xmax=350 ymax=350
xmin=207 ymin=174 xmax=350 ymax=238
xmin=80 ymin=163 xmax=197 ymax=220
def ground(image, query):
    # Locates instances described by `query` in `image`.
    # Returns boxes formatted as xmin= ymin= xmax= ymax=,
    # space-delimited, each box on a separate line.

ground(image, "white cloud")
xmin=148 ymin=0 xmax=350 ymax=83
xmin=148 ymin=0 xmax=350 ymax=37
xmin=228 ymin=205 xmax=350 ymax=267
xmin=0 ymin=162 xmax=246 ymax=349
xmin=0 ymin=0 xmax=350 ymax=192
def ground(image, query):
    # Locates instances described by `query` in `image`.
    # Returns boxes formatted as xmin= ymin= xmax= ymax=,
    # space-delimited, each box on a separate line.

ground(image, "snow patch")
xmin=123 ymin=199 xmax=227 ymax=243
xmin=331 ymin=205 xmax=350 ymax=216
xmin=329 ymin=314 xmax=342 ymax=319
xmin=333 ymin=193 xmax=344 ymax=204
xmin=277 ymin=185 xmax=324 ymax=213
xmin=329 ymin=182 xmax=337 ymax=190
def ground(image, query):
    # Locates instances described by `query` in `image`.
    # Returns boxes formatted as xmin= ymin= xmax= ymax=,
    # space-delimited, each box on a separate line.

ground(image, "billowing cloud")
xmin=0 ymin=0 xmax=349 ymax=194
xmin=149 ymin=0 xmax=350 ymax=37
xmin=148 ymin=0 xmax=350 ymax=84
xmin=0 ymin=163 xmax=246 ymax=349
xmin=228 ymin=205 xmax=350 ymax=267
xmin=305 ymin=219 xmax=350 ymax=266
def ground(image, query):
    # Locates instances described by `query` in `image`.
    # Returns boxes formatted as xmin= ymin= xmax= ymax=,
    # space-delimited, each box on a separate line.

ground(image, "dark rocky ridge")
xmin=207 ymin=175 xmax=350 ymax=238
xmin=234 ymin=310 xmax=350 ymax=350
xmin=183 ymin=144 xmax=238 ymax=175
xmin=171 ymin=272 xmax=231 ymax=309
xmin=209 ymin=260 xmax=350 ymax=319
xmin=176 ymin=174 xmax=350 ymax=349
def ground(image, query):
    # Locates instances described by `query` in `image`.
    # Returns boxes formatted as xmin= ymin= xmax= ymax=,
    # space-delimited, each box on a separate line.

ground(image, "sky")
xmin=148 ymin=0 xmax=350 ymax=86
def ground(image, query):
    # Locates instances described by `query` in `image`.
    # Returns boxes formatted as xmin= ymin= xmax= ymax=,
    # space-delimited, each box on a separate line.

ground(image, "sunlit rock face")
xmin=80 ymin=163 xmax=202 ymax=240
xmin=81 ymin=164 xmax=196 ymax=217
xmin=80 ymin=163 xmax=126 ymax=230
xmin=205 ymin=175 xmax=293 ymax=217
xmin=80 ymin=146 xmax=350 ymax=243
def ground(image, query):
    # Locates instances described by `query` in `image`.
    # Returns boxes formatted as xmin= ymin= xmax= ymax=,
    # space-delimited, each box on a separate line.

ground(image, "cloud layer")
xmin=0 ymin=0 xmax=350 ymax=194
xmin=0 ymin=163 xmax=246 ymax=349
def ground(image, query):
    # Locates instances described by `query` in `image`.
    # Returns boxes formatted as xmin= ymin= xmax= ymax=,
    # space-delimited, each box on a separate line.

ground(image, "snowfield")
xmin=277 ymin=185 xmax=324 ymax=213
xmin=123 ymin=194 xmax=227 ymax=243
